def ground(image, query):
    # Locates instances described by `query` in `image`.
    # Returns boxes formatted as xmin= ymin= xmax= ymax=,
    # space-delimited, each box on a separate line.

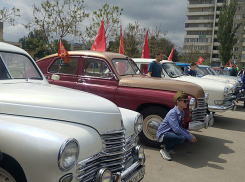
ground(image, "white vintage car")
xmin=0 ymin=42 xmax=145 ymax=182
xmin=133 ymin=58 xmax=236 ymax=113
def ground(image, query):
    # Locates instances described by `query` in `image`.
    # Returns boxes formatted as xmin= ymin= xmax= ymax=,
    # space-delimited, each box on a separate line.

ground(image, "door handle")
xmin=78 ymin=79 xmax=85 ymax=82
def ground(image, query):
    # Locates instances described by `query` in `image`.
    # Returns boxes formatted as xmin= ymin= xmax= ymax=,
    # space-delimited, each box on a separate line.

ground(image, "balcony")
xmin=185 ymin=27 xmax=213 ymax=31
xmin=243 ymin=42 xmax=245 ymax=46
xmin=213 ymin=42 xmax=220 ymax=46
xmin=186 ymin=20 xmax=213 ymax=23
xmin=184 ymin=35 xmax=212 ymax=38
xmin=211 ymin=58 xmax=221 ymax=62
xmin=187 ymin=4 xmax=215 ymax=8
xmin=186 ymin=12 xmax=214 ymax=16
xmin=242 ymin=51 xmax=245 ymax=55
xmin=212 ymin=50 xmax=219 ymax=54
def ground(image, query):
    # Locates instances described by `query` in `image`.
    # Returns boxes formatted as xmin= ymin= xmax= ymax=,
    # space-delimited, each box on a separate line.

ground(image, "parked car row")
xmin=133 ymin=59 xmax=237 ymax=113
xmin=37 ymin=51 xmax=214 ymax=148
xmin=0 ymin=42 xmax=145 ymax=182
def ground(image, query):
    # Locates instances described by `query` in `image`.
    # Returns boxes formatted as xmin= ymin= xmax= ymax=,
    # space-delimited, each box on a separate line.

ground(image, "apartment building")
xmin=184 ymin=0 xmax=245 ymax=67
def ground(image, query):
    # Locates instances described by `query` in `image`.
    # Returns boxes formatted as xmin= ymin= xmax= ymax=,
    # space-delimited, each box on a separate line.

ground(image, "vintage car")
xmin=198 ymin=65 xmax=242 ymax=83
xmin=133 ymin=58 xmax=236 ymax=113
xmin=37 ymin=51 xmax=213 ymax=147
xmin=175 ymin=62 xmax=241 ymax=99
xmin=0 ymin=42 xmax=146 ymax=182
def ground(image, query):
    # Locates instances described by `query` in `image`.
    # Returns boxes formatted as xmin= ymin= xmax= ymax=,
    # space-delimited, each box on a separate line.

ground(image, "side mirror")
xmin=51 ymin=74 xmax=60 ymax=80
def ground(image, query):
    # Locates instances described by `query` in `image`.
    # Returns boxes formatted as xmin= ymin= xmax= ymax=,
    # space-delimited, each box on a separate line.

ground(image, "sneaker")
xmin=168 ymin=150 xmax=176 ymax=155
xmin=160 ymin=149 xmax=171 ymax=161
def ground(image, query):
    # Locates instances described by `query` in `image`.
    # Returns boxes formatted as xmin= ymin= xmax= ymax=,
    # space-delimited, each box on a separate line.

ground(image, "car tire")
xmin=140 ymin=106 xmax=168 ymax=148
xmin=0 ymin=167 xmax=16 ymax=182
xmin=0 ymin=155 xmax=27 ymax=182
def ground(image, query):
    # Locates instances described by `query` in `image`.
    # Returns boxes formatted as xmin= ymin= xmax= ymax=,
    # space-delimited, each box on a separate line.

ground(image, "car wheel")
xmin=140 ymin=106 xmax=168 ymax=148
xmin=0 ymin=167 xmax=16 ymax=182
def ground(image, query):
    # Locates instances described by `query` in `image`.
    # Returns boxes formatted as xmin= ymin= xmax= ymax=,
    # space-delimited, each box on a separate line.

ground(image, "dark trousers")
xmin=161 ymin=133 xmax=186 ymax=150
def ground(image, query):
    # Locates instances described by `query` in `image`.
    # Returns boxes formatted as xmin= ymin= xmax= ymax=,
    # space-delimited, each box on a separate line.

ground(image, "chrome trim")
xmin=209 ymin=101 xmax=236 ymax=112
xmin=96 ymin=168 xmax=112 ymax=182
xmin=121 ymin=161 xmax=141 ymax=180
xmin=60 ymin=173 xmax=73 ymax=182
xmin=76 ymin=129 xmax=138 ymax=182
xmin=58 ymin=138 xmax=79 ymax=172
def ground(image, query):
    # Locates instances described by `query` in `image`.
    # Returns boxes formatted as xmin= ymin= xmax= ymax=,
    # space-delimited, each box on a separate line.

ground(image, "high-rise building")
xmin=184 ymin=0 xmax=245 ymax=68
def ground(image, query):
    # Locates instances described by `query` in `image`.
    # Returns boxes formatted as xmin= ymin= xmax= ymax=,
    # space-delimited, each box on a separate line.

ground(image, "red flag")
xmin=141 ymin=30 xmax=150 ymax=58
xmin=58 ymin=39 xmax=70 ymax=64
xmin=168 ymin=44 xmax=174 ymax=61
xmin=119 ymin=25 xmax=124 ymax=54
xmin=91 ymin=21 xmax=106 ymax=51
xmin=225 ymin=62 xmax=232 ymax=67
xmin=197 ymin=57 xmax=204 ymax=65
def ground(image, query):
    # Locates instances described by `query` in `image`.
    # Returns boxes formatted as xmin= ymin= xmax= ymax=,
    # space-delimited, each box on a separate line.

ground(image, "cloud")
xmin=1 ymin=0 xmax=187 ymax=47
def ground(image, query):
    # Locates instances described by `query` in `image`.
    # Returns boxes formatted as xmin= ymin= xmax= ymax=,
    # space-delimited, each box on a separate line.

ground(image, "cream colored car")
xmin=133 ymin=58 xmax=236 ymax=113
xmin=0 ymin=42 xmax=145 ymax=182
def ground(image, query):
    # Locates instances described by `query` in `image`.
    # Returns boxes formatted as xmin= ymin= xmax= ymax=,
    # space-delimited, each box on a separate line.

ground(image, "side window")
xmin=83 ymin=59 xmax=111 ymax=77
xmin=140 ymin=64 xmax=148 ymax=74
xmin=49 ymin=58 xmax=78 ymax=74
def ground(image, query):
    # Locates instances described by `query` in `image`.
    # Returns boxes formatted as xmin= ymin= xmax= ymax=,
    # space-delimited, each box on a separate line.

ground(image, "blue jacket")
xmin=156 ymin=106 xmax=193 ymax=141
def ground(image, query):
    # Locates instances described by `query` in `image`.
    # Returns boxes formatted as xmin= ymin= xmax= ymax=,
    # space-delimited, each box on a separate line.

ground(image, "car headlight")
xmin=189 ymin=98 xmax=196 ymax=111
xmin=135 ymin=114 xmax=143 ymax=134
xmin=205 ymin=93 xmax=209 ymax=103
xmin=224 ymin=87 xmax=228 ymax=96
xmin=58 ymin=138 xmax=79 ymax=171
xmin=96 ymin=168 xmax=112 ymax=182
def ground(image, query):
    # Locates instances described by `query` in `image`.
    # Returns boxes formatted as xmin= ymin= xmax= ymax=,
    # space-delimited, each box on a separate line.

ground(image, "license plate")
xmin=126 ymin=166 xmax=145 ymax=182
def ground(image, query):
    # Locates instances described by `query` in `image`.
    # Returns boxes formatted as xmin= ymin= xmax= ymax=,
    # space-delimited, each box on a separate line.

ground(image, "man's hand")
xmin=190 ymin=133 xmax=197 ymax=142
xmin=147 ymin=72 xmax=152 ymax=77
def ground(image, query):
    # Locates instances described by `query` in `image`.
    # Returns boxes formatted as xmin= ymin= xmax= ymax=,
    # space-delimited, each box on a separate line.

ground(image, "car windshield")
xmin=195 ymin=66 xmax=206 ymax=76
xmin=208 ymin=67 xmax=218 ymax=75
xmin=112 ymin=58 xmax=142 ymax=76
xmin=162 ymin=63 xmax=184 ymax=78
xmin=0 ymin=52 xmax=42 ymax=79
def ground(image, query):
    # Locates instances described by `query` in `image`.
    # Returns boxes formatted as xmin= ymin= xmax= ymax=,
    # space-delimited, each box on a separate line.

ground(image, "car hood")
xmin=119 ymin=75 xmax=205 ymax=98
xmin=173 ymin=75 xmax=227 ymax=92
xmin=0 ymin=81 xmax=122 ymax=134
xmin=217 ymin=75 xmax=241 ymax=82
xmin=202 ymin=75 xmax=238 ymax=85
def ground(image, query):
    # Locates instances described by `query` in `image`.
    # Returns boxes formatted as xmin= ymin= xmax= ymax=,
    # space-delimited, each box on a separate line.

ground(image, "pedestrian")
xmin=241 ymin=70 xmax=245 ymax=108
xmin=188 ymin=62 xmax=197 ymax=76
xmin=230 ymin=64 xmax=237 ymax=76
xmin=156 ymin=91 xmax=197 ymax=161
xmin=147 ymin=51 xmax=163 ymax=78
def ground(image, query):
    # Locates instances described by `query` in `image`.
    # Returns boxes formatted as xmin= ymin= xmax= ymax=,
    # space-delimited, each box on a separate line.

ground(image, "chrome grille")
xmin=192 ymin=98 xmax=207 ymax=121
xmin=76 ymin=129 xmax=137 ymax=182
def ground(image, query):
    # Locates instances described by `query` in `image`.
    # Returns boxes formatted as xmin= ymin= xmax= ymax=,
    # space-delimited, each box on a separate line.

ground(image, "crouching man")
xmin=156 ymin=91 xmax=197 ymax=161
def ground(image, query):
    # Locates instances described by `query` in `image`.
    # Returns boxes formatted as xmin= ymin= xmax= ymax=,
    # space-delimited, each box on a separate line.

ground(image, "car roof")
xmin=198 ymin=65 xmax=209 ymax=67
xmin=0 ymin=42 xmax=29 ymax=56
xmin=175 ymin=62 xmax=190 ymax=66
xmin=38 ymin=50 xmax=128 ymax=62
xmin=132 ymin=58 xmax=171 ymax=64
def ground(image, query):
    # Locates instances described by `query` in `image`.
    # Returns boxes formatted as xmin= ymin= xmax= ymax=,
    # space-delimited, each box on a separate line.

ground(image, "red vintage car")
xmin=37 ymin=51 xmax=213 ymax=147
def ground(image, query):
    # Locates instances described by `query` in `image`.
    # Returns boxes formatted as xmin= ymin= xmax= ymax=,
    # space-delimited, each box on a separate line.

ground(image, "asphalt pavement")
xmin=140 ymin=99 xmax=245 ymax=182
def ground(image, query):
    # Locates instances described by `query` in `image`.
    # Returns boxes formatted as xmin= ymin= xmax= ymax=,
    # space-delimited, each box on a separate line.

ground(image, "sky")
xmin=0 ymin=0 xmax=188 ymax=51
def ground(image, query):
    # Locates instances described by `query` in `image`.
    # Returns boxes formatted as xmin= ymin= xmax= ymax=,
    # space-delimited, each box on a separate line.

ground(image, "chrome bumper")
xmin=189 ymin=112 xmax=214 ymax=130
xmin=114 ymin=161 xmax=145 ymax=182
xmin=209 ymin=101 xmax=236 ymax=113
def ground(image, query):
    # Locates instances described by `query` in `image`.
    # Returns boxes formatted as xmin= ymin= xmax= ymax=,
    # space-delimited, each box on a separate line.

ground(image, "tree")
xmin=0 ymin=7 xmax=20 ymax=25
xmin=86 ymin=3 xmax=123 ymax=47
xmin=26 ymin=0 xmax=88 ymax=53
xmin=217 ymin=1 xmax=241 ymax=64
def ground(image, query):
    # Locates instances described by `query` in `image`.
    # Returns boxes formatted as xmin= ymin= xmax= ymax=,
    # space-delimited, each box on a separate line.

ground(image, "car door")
xmin=76 ymin=57 xmax=118 ymax=102
xmin=47 ymin=57 xmax=80 ymax=89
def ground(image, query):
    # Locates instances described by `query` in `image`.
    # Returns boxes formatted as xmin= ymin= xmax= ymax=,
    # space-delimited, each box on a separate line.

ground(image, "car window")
xmin=0 ymin=52 xmax=42 ymax=79
xmin=112 ymin=59 xmax=141 ymax=76
xmin=140 ymin=64 xmax=148 ymax=74
xmin=83 ymin=59 xmax=111 ymax=77
xmin=49 ymin=58 xmax=78 ymax=74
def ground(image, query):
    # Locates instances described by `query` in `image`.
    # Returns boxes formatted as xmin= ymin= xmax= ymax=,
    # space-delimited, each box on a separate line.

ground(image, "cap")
xmin=173 ymin=91 xmax=185 ymax=103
